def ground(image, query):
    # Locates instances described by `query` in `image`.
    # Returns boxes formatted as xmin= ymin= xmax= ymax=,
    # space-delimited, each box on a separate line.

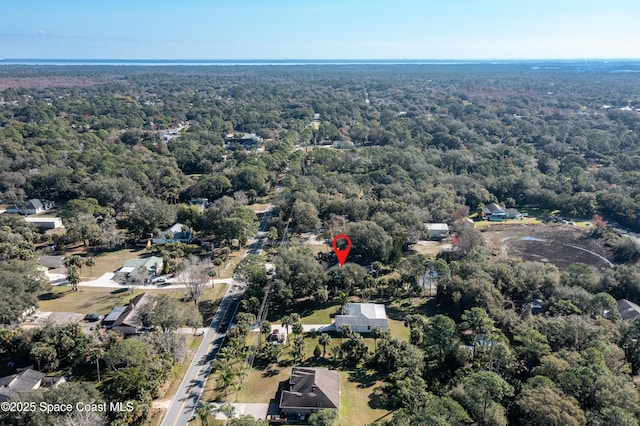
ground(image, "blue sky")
xmin=2 ymin=0 xmax=639 ymax=59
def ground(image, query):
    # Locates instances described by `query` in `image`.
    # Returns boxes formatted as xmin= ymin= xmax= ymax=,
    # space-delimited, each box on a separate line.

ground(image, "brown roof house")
xmin=110 ymin=292 xmax=155 ymax=335
xmin=0 ymin=369 xmax=65 ymax=402
xmin=279 ymin=367 xmax=339 ymax=416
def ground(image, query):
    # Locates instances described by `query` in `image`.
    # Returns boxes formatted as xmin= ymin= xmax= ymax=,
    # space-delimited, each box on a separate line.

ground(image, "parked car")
xmin=84 ymin=313 xmax=103 ymax=322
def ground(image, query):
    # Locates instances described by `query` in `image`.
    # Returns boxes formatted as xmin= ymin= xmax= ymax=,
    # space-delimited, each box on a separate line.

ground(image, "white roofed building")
xmin=334 ymin=303 xmax=388 ymax=333
xmin=425 ymin=223 xmax=450 ymax=239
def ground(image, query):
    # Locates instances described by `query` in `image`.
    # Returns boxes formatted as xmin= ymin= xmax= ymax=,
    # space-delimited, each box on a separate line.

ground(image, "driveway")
xmin=46 ymin=271 xmax=233 ymax=289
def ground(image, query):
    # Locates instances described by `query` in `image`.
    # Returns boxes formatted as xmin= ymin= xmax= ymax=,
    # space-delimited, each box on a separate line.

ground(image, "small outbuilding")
xmin=24 ymin=216 xmax=64 ymax=229
xmin=425 ymin=223 xmax=450 ymax=239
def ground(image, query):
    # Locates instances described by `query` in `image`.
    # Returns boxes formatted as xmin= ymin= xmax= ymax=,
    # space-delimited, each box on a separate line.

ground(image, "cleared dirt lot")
xmin=482 ymin=223 xmax=614 ymax=271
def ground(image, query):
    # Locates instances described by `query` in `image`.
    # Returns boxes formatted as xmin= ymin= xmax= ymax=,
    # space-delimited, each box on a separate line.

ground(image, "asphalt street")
xmin=160 ymin=201 xmax=274 ymax=426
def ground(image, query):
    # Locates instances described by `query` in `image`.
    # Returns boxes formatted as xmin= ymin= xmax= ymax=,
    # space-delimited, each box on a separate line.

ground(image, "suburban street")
xmin=160 ymin=201 xmax=275 ymax=426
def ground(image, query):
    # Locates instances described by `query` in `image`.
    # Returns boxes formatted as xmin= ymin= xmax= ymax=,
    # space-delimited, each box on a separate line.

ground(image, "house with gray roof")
xmin=617 ymin=299 xmax=640 ymax=321
xmin=120 ymin=256 xmax=163 ymax=275
xmin=5 ymin=199 xmax=54 ymax=215
xmin=279 ymin=367 xmax=339 ymax=415
xmin=0 ymin=369 xmax=65 ymax=402
xmin=334 ymin=303 xmax=388 ymax=333
xmin=152 ymin=223 xmax=193 ymax=244
xmin=111 ymin=292 xmax=155 ymax=335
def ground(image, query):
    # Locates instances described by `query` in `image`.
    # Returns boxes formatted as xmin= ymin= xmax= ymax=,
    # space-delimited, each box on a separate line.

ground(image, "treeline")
xmin=1 ymin=64 xmax=640 ymax=232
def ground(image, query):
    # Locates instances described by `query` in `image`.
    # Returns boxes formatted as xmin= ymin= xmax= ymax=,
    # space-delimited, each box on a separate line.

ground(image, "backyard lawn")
xmin=37 ymin=283 xmax=228 ymax=320
xmin=205 ymin=329 xmax=395 ymax=425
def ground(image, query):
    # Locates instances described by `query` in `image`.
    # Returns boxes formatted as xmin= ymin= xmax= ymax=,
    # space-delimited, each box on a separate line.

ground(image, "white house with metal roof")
xmin=334 ymin=303 xmax=388 ymax=333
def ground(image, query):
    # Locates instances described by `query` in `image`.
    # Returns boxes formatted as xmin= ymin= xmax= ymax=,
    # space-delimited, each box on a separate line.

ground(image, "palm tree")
xmin=318 ymin=333 xmax=332 ymax=357
xmin=370 ymin=326 xmax=383 ymax=349
xmin=85 ymin=257 xmax=95 ymax=278
xmin=281 ymin=315 xmax=292 ymax=345
xmin=85 ymin=346 xmax=104 ymax=382
xmin=293 ymin=335 xmax=306 ymax=363
xmin=334 ymin=291 xmax=350 ymax=315
xmin=260 ymin=320 xmax=271 ymax=346
xmin=196 ymin=401 xmax=212 ymax=426
xmin=339 ymin=325 xmax=351 ymax=343
xmin=217 ymin=369 xmax=235 ymax=395
xmin=292 ymin=322 xmax=304 ymax=340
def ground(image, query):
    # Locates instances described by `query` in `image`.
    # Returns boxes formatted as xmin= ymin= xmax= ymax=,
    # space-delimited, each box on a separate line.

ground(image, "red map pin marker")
xmin=331 ymin=234 xmax=352 ymax=267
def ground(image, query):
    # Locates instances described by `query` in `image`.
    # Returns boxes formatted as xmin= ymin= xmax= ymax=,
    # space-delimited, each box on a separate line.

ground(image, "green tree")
xmin=292 ymin=200 xmax=321 ymax=232
xmin=458 ymin=371 xmax=514 ymax=425
xmin=423 ymin=314 xmax=458 ymax=364
xmin=30 ymin=342 xmax=58 ymax=371
xmin=318 ymin=333 xmax=332 ymax=357
xmin=260 ymin=320 xmax=271 ymax=345
xmin=347 ymin=221 xmax=391 ymax=263
xmin=85 ymin=346 xmax=105 ymax=382
xmin=67 ymin=264 xmax=81 ymax=292
xmin=516 ymin=386 xmax=586 ymax=426
xmin=0 ymin=260 xmax=50 ymax=324
xmin=370 ymin=326 xmax=383 ymax=349
xmin=281 ymin=315 xmax=292 ymax=345
xmin=512 ymin=323 xmax=551 ymax=369
xmin=196 ymin=401 xmax=213 ymax=426
xmin=334 ymin=291 xmax=350 ymax=315
xmin=85 ymin=257 xmax=95 ymax=278
xmin=293 ymin=335 xmax=306 ymax=362
xmin=308 ymin=408 xmax=338 ymax=426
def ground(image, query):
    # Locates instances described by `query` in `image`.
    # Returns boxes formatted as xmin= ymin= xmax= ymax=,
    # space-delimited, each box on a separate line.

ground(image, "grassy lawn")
xmin=268 ymin=300 xmax=339 ymax=326
xmin=216 ymin=249 xmax=246 ymax=279
xmin=475 ymin=217 xmax=542 ymax=228
xmin=248 ymin=202 xmax=270 ymax=213
xmin=60 ymin=248 xmax=148 ymax=280
xmin=64 ymin=246 xmax=245 ymax=281
xmin=409 ymin=240 xmax=444 ymax=257
xmin=37 ymin=283 xmax=228 ymax=322
xmin=340 ymin=369 xmax=390 ymax=425
xmin=204 ymin=330 xmax=393 ymax=426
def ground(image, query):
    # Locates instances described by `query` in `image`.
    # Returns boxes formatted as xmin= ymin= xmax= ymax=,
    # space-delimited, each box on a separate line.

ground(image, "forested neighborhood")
xmin=1 ymin=61 xmax=640 ymax=425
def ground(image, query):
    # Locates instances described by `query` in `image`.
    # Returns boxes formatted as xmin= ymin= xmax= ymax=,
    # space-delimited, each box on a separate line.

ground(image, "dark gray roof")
xmin=103 ymin=305 xmax=127 ymax=324
xmin=112 ymin=293 xmax=155 ymax=329
xmin=279 ymin=367 xmax=339 ymax=412
xmin=27 ymin=199 xmax=43 ymax=210
xmin=617 ymin=299 xmax=640 ymax=321
xmin=484 ymin=203 xmax=505 ymax=214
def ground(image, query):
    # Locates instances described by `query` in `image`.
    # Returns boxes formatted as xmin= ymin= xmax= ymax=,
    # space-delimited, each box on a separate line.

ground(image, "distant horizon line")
xmin=1 ymin=57 xmax=640 ymax=62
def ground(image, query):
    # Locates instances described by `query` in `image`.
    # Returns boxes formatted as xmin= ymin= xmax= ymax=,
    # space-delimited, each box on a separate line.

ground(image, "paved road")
xmin=161 ymin=201 xmax=275 ymax=426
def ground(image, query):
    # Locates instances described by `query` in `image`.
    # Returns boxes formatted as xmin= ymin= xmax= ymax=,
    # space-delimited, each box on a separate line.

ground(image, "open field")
xmin=408 ymin=240 xmax=444 ymax=257
xmin=481 ymin=223 xmax=614 ymax=271
xmin=37 ymin=283 xmax=228 ymax=321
